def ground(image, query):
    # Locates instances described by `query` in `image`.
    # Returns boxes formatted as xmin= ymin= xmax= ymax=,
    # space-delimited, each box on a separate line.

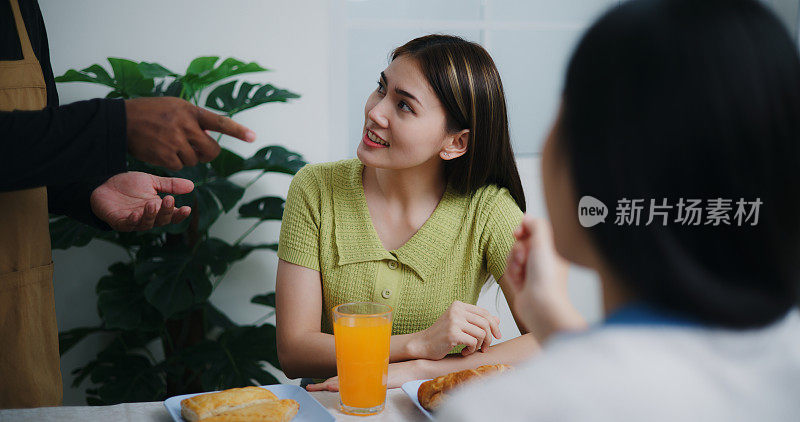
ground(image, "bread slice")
xmin=418 ymin=364 xmax=512 ymax=411
xmin=180 ymin=386 xmax=279 ymax=421
xmin=201 ymin=399 xmax=300 ymax=422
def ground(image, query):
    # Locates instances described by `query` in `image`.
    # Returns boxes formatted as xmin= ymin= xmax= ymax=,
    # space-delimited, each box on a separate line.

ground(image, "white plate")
xmin=163 ymin=384 xmax=334 ymax=422
xmin=401 ymin=379 xmax=434 ymax=420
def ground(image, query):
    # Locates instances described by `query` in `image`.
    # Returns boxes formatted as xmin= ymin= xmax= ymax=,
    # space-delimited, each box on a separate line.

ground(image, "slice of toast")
xmin=202 ymin=399 xmax=300 ymax=422
xmin=180 ymin=386 xmax=279 ymax=421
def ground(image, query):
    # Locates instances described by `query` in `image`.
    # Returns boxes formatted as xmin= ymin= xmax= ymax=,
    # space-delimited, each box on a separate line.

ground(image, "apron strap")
xmin=8 ymin=0 xmax=38 ymax=63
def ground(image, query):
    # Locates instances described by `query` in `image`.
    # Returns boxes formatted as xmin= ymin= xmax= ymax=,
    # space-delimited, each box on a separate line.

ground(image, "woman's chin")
xmin=356 ymin=144 xmax=385 ymax=168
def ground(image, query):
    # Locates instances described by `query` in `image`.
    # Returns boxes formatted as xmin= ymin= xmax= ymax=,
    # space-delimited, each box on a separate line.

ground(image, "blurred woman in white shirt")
xmin=438 ymin=0 xmax=800 ymax=420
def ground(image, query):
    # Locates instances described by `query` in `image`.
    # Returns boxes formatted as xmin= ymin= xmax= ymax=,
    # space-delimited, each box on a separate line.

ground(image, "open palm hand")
xmin=90 ymin=171 xmax=194 ymax=231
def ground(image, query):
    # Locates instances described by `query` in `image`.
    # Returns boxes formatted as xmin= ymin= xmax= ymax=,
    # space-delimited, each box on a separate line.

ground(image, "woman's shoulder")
xmin=457 ymin=184 xmax=522 ymax=231
xmin=291 ymin=158 xmax=361 ymax=192
xmin=295 ymin=158 xmax=360 ymax=179
xmin=467 ymin=184 xmax=520 ymax=213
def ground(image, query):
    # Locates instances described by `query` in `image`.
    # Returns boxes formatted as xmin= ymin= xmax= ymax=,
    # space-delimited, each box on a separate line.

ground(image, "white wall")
xmin=39 ymin=0 xmax=603 ymax=405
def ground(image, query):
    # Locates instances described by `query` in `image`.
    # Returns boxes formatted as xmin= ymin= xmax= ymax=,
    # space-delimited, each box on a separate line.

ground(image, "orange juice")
xmin=333 ymin=303 xmax=392 ymax=415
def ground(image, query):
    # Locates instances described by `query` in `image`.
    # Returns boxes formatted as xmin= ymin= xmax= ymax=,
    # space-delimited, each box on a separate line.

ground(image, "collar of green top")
xmin=332 ymin=159 xmax=466 ymax=282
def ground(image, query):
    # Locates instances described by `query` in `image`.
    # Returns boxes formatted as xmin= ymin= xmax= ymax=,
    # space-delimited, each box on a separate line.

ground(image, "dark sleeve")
xmin=47 ymin=178 xmax=113 ymax=231
xmin=0 ymin=1 xmax=126 ymax=228
xmin=0 ymin=98 xmax=128 ymax=192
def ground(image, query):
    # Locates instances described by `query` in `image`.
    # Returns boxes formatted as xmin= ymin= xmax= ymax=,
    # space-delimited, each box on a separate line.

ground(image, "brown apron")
xmin=0 ymin=0 xmax=63 ymax=408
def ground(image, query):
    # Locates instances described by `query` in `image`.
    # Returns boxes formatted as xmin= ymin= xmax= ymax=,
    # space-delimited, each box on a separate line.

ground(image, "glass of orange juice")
xmin=333 ymin=302 xmax=393 ymax=416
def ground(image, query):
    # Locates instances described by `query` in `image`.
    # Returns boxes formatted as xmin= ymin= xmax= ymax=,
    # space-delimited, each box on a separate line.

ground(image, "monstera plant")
xmin=52 ymin=56 xmax=304 ymax=405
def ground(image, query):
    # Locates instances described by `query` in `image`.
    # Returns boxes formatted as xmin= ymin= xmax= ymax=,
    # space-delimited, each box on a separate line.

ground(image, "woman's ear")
xmin=440 ymin=129 xmax=469 ymax=160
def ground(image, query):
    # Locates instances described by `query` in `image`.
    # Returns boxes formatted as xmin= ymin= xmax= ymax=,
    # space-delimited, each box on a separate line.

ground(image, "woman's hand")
xmin=505 ymin=215 xmax=584 ymax=342
xmin=407 ymin=301 xmax=502 ymax=360
xmin=306 ymin=360 xmax=425 ymax=392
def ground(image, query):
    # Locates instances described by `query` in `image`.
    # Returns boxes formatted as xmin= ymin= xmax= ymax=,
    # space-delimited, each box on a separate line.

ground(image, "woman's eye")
xmin=398 ymin=101 xmax=413 ymax=113
xmin=376 ymin=81 xmax=385 ymax=94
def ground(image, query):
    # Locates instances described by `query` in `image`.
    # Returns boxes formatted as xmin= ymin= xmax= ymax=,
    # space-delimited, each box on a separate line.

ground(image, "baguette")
xmin=180 ymin=386 xmax=279 ymax=421
xmin=202 ymin=399 xmax=300 ymax=422
xmin=417 ymin=364 xmax=512 ymax=411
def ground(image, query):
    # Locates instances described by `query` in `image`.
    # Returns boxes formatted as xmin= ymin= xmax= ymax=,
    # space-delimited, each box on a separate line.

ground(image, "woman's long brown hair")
xmin=392 ymin=34 xmax=526 ymax=212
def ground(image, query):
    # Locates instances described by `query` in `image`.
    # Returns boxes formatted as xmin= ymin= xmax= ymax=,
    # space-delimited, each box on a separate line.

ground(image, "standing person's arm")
xmin=47 ymin=178 xmax=118 ymax=230
xmin=0 ymin=97 xmax=256 ymax=192
xmin=0 ymin=99 xmax=128 ymax=192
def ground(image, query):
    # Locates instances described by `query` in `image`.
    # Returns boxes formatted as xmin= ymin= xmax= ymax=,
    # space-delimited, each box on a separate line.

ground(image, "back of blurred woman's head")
xmin=558 ymin=0 xmax=800 ymax=327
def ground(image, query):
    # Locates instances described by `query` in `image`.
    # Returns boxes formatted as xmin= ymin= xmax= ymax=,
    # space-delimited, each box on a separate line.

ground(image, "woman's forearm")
xmin=414 ymin=333 xmax=540 ymax=380
xmin=279 ymin=332 xmax=338 ymax=379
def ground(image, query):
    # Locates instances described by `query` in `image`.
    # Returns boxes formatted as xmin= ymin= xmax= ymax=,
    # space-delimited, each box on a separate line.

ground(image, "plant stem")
xmin=244 ymin=171 xmax=265 ymax=189
xmin=234 ymin=220 xmax=262 ymax=246
xmin=212 ymin=267 xmax=231 ymax=291
xmin=211 ymin=220 xmax=263 ymax=290
xmin=252 ymin=310 xmax=275 ymax=326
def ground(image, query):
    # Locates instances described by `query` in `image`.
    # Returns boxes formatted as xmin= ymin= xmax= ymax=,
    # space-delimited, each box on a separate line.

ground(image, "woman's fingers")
xmin=459 ymin=321 xmax=488 ymax=352
xmin=463 ymin=313 xmax=494 ymax=351
xmin=306 ymin=377 xmax=339 ymax=392
xmin=457 ymin=332 xmax=480 ymax=356
xmin=463 ymin=304 xmax=502 ymax=340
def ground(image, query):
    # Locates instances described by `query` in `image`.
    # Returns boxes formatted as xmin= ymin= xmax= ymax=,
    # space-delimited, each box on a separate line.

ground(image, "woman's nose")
xmin=367 ymin=101 xmax=389 ymax=128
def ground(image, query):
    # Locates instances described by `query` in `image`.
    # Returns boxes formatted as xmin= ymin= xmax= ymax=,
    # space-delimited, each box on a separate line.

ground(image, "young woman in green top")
xmin=276 ymin=35 xmax=545 ymax=390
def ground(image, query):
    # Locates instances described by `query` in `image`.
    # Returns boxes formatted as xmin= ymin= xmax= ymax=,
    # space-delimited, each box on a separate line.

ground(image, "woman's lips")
xmin=362 ymin=131 xmax=388 ymax=148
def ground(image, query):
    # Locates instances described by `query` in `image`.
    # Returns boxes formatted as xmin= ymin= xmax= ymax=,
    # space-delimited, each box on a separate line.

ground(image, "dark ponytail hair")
xmin=392 ymin=35 xmax=526 ymax=212
xmin=561 ymin=0 xmax=800 ymax=327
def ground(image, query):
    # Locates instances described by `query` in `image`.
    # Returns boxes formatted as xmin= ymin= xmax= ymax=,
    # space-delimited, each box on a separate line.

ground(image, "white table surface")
xmin=0 ymin=388 xmax=427 ymax=422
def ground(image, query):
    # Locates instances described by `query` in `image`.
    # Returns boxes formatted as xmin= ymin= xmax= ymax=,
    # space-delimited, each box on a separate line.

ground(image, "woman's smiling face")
xmin=357 ymin=55 xmax=456 ymax=170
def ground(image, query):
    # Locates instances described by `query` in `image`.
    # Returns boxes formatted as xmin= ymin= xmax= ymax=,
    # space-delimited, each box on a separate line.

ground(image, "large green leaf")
xmin=251 ymin=292 xmax=275 ymax=308
xmin=96 ymin=263 xmax=163 ymax=330
xmin=242 ymin=146 xmax=306 ymax=175
xmin=167 ymin=161 xmax=212 ymax=183
xmin=203 ymin=179 xmax=245 ymax=213
xmin=195 ymin=185 xmax=222 ymax=232
xmin=152 ymin=79 xmax=184 ymax=98
xmin=184 ymin=57 xmax=267 ymax=85
xmin=196 ymin=238 xmax=243 ymax=276
xmin=238 ymin=197 xmax=285 ymax=221
xmin=55 ymin=59 xmax=156 ymax=99
xmin=185 ymin=56 xmax=220 ymax=75
xmin=197 ymin=238 xmax=276 ymax=276
xmin=55 ymin=64 xmax=116 ymax=88
xmin=136 ymin=248 xmax=212 ymax=318
xmin=49 ymin=217 xmax=105 ymax=249
xmin=183 ymin=325 xmax=280 ymax=390
xmin=138 ymin=61 xmax=177 ymax=78
xmin=181 ymin=57 xmax=268 ymax=97
xmin=84 ymin=350 xmax=165 ymax=405
xmin=204 ymin=302 xmax=237 ymax=330
xmin=59 ymin=326 xmax=104 ymax=356
xmin=205 ymin=81 xmax=299 ymax=116
xmin=107 ymin=58 xmax=155 ymax=98
xmin=210 ymin=148 xmax=245 ymax=178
